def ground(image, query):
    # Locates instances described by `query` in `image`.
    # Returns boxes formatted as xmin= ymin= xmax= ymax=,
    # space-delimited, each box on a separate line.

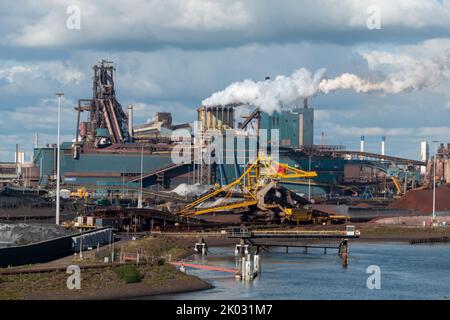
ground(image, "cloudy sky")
xmin=1 ymin=0 xmax=450 ymax=161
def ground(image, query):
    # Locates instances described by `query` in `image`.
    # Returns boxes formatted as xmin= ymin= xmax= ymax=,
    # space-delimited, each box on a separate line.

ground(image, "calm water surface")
xmin=153 ymin=242 xmax=450 ymax=300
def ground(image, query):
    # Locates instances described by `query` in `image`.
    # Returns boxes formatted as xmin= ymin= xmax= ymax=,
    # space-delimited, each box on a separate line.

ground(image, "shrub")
xmin=14 ymin=238 xmax=30 ymax=246
xmin=113 ymin=265 xmax=142 ymax=284
xmin=157 ymin=258 xmax=165 ymax=266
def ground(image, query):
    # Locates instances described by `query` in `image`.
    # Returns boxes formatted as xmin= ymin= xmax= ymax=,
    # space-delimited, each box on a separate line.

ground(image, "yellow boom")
xmin=391 ymin=176 xmax=403 ymax=195
xmin=180 ymin=155 xmax=317 ymax=216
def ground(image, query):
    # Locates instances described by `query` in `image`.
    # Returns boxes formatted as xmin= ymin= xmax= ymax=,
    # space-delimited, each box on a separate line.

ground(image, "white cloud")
xmin=2 ymin=1 xmax=450 ymax=162
xmin=0 ymin=65 xmax=33 ymax=83
xmin=314 ymin=109 xmax=331 ymax=121
xmin=9 ymin=0 xmax=252 ymax=48
xmin=4 ymin=0 xmax=450 ymax=50
xmin=418 ymin=126 xmax=450 ymax=137
xmin=0 ymin=98 xmax=77 ymax=131
xmin=347 ymin=0 xmax=450 ymax=29
xmin=0 ymin=61 xmax=84 ymax=85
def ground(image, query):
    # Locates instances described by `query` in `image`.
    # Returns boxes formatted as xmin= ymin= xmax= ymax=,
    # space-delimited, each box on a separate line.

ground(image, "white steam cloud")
xmin=202 ymin=68 xmax=326 ymax=114
xmin=202 ymin=50 xmax=450 ymax=113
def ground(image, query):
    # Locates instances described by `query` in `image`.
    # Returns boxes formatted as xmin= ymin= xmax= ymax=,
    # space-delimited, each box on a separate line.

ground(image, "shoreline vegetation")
xmin=0 ymin=236 xmax=212 ymax=300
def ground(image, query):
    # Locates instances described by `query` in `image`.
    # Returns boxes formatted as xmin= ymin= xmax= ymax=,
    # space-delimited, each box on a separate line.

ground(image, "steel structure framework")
xmin=180 ymin=155 xmax=317 ymax=218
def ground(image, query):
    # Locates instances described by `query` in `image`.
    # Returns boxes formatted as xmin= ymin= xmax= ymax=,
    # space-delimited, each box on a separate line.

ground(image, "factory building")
xmin=430 ymin=143 xmax=450 ymax=184
xmin=260 ymin=100 xmax=314 ymax=147
xmin=0 ymin=163 xmax=18 ymax=187
xmin=197 ymin=105 xmax=235 ymax=131
xmin=19 ymin=60 xmax=424 ymax=200
xmin=31 ymin=61 xmax=190 ymax=191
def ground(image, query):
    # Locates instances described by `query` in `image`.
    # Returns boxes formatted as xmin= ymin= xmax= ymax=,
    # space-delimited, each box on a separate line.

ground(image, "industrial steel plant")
xmin=1 ymin=0 xmax=450 ymax=304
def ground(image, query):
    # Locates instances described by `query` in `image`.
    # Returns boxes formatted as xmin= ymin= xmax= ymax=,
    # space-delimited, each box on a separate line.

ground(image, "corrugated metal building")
xmin=260 ymin=106 xmax=314 ymax=148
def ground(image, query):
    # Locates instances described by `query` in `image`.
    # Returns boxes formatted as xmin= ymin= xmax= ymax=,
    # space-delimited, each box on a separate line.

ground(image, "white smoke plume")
xmin=320 ymin=50 xmax=450 ymax=94
xmin=202 ymin=50 xmax=450 ymax=113
xmin=202 ymin=68 xmax=326 ymax=114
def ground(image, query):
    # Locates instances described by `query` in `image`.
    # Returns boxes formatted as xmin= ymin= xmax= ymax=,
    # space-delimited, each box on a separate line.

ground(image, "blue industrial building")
xmin=259 ymin=105 xmax=314 ymax=148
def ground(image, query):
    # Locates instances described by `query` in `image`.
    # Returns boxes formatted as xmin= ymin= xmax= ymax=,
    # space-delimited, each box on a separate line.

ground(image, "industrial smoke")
xmin=202 ymin=51 xmax=450 ymax=114
xmin=202 ymin=68 xmax=326 ymax=114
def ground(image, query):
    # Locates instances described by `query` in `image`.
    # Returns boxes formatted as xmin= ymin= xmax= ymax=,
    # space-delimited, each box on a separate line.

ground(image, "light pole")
xmin=55 ymin=93 xmax=64 ymax=225
xmin=308 ymin=155 xmax=312 ymax=201
xmin=432 ymin=140 xmax=439 ymax=223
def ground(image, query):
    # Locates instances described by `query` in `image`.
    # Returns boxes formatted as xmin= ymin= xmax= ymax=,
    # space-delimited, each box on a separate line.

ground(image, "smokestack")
xmin=420 ymin=140 xmax=429 ymax=174
xmin=15 ymin=144 xmax=19 ymax=164
xmin=128 ymin=104 xmax=134 ymax=141
xmin=360 ymin=136 xmax=365 ymax=153
xmin=34 ymin=133 xmax=39 ymax=149
xmin=381 ymin=136 xmax=386 ymax=156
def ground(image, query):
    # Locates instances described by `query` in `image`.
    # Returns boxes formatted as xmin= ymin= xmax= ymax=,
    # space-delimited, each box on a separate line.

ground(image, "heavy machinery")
xmin=179 ymin=155 xmax=318 ymax=222
xmin=70 ymin=187 xmax=89 ymax=199
xmin=391 ymin=176 xmax=404 ymax=195
xmin=285 ymin=207 xmax=350 ymax=225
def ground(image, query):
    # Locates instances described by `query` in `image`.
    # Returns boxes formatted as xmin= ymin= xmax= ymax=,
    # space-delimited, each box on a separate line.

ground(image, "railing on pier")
xmin=227 ymin=227 xmax=252 ymax=238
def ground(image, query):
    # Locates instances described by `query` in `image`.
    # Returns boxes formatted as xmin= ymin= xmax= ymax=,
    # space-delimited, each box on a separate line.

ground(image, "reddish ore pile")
xmin=389 ymin=184 xmax=450 ymax=214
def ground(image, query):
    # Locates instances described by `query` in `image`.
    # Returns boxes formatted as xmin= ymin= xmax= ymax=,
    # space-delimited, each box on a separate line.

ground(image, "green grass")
xmin=113 ymin=265 xmax=142 ymax=284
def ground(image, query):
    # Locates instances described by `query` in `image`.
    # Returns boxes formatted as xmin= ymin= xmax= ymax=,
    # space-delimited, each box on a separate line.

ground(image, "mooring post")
xmin=235 ymin=244 xmax=240 ymax=256
xmin=245 ymin=259 xmax=252 ymax=281
xmin=235 ymin=256 xmax=242 ymax=274
xmin=202 ymin=243 xmax=207 ymax=255
xmin=339 ymin=239 xmax=349 ymax=267
xmin=254 ymin=254 xmax=260 ymax=274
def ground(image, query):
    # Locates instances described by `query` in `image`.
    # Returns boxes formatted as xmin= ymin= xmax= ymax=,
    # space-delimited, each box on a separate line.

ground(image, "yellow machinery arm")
xmin=391 ymin=176 xmax=403 ymax=195
xmin=182 ymin=159 xmax=260 ymax=213
xmin=180 ymin=155 xmax=317 ymax=216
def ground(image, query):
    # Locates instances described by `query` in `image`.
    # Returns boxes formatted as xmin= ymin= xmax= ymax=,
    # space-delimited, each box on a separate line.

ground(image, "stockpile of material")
xmin=0 ymin=223 xmax=73 ymax=248
xmin=389 ymin=184 xmax=450 ymax=214
xmin=171 ymin=183 xmax=212 ymax=197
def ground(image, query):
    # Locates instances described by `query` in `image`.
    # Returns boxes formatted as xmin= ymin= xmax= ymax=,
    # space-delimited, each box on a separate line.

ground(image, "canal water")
xmin=153 ymin=242 xmax=450 ymax=300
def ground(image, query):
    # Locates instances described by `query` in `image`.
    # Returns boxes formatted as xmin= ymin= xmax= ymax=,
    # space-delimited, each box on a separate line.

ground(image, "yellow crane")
xmin=179 ymin=155 xmax=317 ymax=220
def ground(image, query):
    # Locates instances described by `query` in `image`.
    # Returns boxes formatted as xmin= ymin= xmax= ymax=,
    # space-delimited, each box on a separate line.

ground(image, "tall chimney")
xmin=128 ymin=104 xmax=134 ymax=141
xmin=420 ymin=140 xmax=429 ymax=174
xmin=360 ymin=136 xmax=365 ymax=153
xmin=34 ymin=133 xmax=39 ymax=149
xmin=381 ymin=136 xmax=386 ymax=156
xmin=15 ymin=144 xmax=19 ymax=164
